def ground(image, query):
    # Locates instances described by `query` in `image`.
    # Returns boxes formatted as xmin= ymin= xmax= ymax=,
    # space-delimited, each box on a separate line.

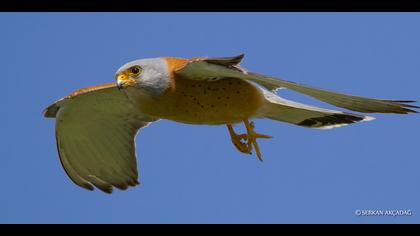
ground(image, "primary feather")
xmin=175 ymin=54 xmax=419 ymax=115
xmin=246 ymin=72 xmax=419 ymax=114
xmin=44 ymin=84 xmax=157 ymax=193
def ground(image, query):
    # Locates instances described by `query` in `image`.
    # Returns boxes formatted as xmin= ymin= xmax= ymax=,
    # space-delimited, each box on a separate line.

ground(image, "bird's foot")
xmin=227 ymin=124 xmax=252 ymax=155
xmin=226 ymin=121 xmax=272 ymax=161
xmin=243 ymin=120 xmax=272 ymax=161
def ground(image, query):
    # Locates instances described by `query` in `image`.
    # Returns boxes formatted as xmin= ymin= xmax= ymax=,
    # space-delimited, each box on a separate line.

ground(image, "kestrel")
xmin=44 ymin=54 xmax=419 ymax=193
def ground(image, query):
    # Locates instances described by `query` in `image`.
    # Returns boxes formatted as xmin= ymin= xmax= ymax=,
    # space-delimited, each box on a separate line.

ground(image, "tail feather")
xmin=258 ymin=90 xmax=374 ymax=129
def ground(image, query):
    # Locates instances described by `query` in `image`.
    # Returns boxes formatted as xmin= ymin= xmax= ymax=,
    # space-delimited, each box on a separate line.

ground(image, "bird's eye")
xmin=130 ymin=66 xmax=141 ymax=75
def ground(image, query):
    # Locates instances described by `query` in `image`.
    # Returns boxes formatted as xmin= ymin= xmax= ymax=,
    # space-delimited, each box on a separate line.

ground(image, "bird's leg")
xmin=227 ymin=124 xmax=252 ymax=155
xmin=243 ymin=119 xmax=272 ymax=162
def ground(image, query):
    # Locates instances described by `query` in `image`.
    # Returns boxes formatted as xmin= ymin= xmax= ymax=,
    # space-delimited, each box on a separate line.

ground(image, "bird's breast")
xmin=136 ymin=77 xmax=264 ymax=124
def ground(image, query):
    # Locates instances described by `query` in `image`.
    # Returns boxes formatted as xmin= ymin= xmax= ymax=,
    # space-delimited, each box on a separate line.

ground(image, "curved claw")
xmin=227 ymin=125 xmax=252 ymax=154
xmin=227 ymin=121 xmax=272 ymax=161
xmin=244 ymin=120 xmax=272 ymax=161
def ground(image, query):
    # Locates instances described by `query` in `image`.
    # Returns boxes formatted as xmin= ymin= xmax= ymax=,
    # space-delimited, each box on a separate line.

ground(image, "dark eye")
xmin=130 ymin=66 xmax=141 ymax=74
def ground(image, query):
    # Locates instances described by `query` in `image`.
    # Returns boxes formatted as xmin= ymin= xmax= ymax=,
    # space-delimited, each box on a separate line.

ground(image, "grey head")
xmin=115 ymin=57 xmax=171 ymax=96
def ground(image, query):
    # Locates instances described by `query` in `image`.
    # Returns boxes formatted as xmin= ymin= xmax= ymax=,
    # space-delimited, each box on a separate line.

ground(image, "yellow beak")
xmin=116 ymin=73 xmax=136 ymax=89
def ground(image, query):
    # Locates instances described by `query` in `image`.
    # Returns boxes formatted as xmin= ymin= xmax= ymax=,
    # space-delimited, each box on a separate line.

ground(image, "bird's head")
xmin=115 ymin=64 xmax=141 ymax=89
xmin=115 ymin=58 xmax=170 ymax=95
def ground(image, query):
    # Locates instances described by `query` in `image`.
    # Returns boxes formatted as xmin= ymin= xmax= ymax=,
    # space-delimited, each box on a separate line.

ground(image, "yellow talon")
xmin=227 ymin=124 xmax=251 ymax=154
xmin=227 ymin=120 xmax=272 ymax=161
xmin=243 ymin=120 xmax=272 ymax=161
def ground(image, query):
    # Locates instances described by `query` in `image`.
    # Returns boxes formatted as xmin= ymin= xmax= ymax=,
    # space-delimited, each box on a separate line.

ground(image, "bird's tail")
xmin=257 ymin=90 xmax=374 ymax=129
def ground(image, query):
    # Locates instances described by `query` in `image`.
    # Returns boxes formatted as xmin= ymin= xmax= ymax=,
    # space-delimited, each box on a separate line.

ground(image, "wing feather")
xmin=175 ymin=54 xmax=419 ymax=114
xmin=246 ymin=73 xmax=419 ymax=114
xmin=44 ymin=84 xmax=157 ymax=193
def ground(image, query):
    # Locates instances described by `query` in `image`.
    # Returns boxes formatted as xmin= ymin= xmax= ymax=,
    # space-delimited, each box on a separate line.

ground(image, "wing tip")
xmin=202 ymin=53 xmax=246 ymax=67
xmin=383 ymin=100 xmax=417 ymax=103
xmin=43 ymin=103 xmax=60 ymax=118
xmin=391 ymin=100 xmax=420 ymax=113
xmin=373 ymin=100 xmax=420 ymax=114
xmin=403 ymin=109 xmax=418 ymax=114
xmin=80 ymin=183 xmax=95 ymax=192
xmin=85 ymin=175 xmax=140 ymax=194
xmin=88 ymin=175 xmax=114 ymax=194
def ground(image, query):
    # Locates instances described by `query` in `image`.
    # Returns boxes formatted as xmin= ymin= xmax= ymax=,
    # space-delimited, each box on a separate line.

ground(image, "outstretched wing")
xmin=44 ymin=84 xmax=157 ymax=193
xmin=175 ymin=54 xmax=419 ymax=114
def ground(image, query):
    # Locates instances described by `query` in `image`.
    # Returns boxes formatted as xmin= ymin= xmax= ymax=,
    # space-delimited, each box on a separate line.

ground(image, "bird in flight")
xmin=44 ymin=54 xmax=419 ymax=193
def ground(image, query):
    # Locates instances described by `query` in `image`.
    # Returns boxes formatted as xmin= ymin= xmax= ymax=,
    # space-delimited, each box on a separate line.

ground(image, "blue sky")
xmin=1 ymin=13 xmax=419 ymax=223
